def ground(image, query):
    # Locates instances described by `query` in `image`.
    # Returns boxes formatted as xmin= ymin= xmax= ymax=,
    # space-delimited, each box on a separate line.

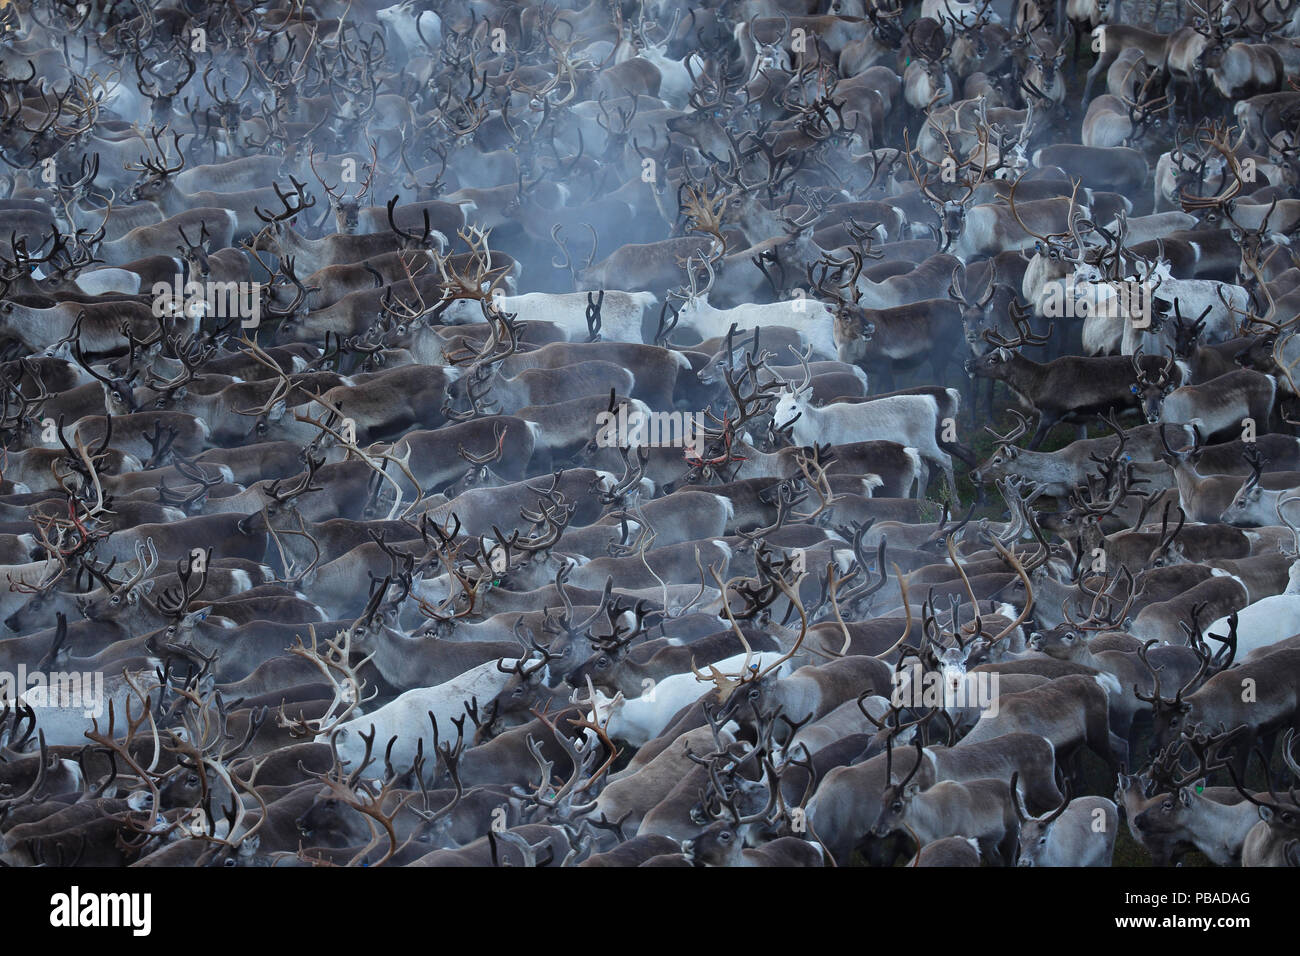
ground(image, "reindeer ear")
xmin=268 ymin=399 xmax=286 ymax=422
xmin=183 ymin=608 xmax=211 ymax=628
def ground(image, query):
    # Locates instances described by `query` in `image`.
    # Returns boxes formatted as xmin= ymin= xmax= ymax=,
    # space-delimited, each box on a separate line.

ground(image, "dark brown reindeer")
xmin=967 ymin=303 xmax=1186 ymax=447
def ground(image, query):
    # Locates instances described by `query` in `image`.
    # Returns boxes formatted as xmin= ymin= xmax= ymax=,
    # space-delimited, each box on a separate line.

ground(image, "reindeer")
xmin=1147 ymin=647 xmax=1300 ymax=775
xmin=1144 ymin=367 xmax=1277 ymax=437
xmin=769 ymin=348 xmax=958 ymax=499
xmin=6 ymin=0 xmax=1300 ymax=872
xmin=1012 ymin=780 xmax=1118 ymax=866
xmin=1129 ymin=732 xmax=1271 ymax=866
xmin=967 ymin=306 xmax=1186 ymax=447
xmin=869 ymin=762 xmax=1021 ymax=865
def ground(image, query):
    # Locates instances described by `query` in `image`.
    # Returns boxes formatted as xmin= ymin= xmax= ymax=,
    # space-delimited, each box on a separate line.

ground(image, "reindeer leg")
xmin=976 ymin=834 xmax=1003 ymax=865
xmin=1126 ymin=710 xmax=1152 ymax=765
xmin=1082 ymin=48 xmax=1113 ymax=105
xmin=940 ymin=455 xmax=959 ymax=504
xmin=1259 ymin=727 xmax=1284 ymax=790
xmin=996 ymin=827 xmax=1020 ymax=867
xmin=1148 ymin=843 xmax=1178 ymax=866
xmin=1064 ymin=745 xmax=1087 ymax=791
xmin=945 ymin=440 xmax=979 ymax=469
xmin=1086 ymin=691 xmax=1124 ymax=776
xmin=1027 ymin=768 xmax=1066 ymax=817
xmin=1027 ymin=412 xmax=1059 ymax=450
xmin=865 ymin=831 xmax=907 ymax=866
xmin=1107 ymin=731 xmax=1130 ymax=776
xmin=1229 ymin=733 xmax=1256 ymax=788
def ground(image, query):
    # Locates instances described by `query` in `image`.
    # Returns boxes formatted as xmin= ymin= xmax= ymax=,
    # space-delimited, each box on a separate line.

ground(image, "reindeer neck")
xmin=994 ymin=351 xmax=1048 ymax=398
xmin=276 ymin=226 xmax=319 ymax=259
xmin=362 ymin=627 xmax=418 ymax=688
xmin=1068 ymin=640 xmax=1104 ymax=670
xmin=1170 ymin=459 xmax=1209 ymax=502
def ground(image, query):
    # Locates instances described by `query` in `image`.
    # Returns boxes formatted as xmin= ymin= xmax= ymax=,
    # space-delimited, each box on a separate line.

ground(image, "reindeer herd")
xmin=0 ymin=0 xmax=1298 ymax=869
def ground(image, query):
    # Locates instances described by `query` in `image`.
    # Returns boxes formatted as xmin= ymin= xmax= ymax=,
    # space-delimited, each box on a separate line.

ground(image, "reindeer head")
xmin=1137 ymin=609 xmax=1221 ymax=749
xmin=1179 ymin=121 xmax=1250 ymax=223
xmin=1029 ymin=624 xmax=1089 ymax=660
xmin=831 ymin=304 xmax=876 ymax=364
xmin=1130 ymin=347 xmax=1179 ymax=422
xmin=78 ymin=538 xmax=159 ymax=622
xmin=1012 ymin=775 xmax=1072 ymax=866
xmin=771 ymin=382 xmax=813 ymax=442
xmin=970 ymin=410 xmax=1033 ymax=486
xmin=135 ymin=48 xmax=196 ymax=127
xmin=565 ymin=599 xmax=659 ymax=691
xmin=681 ymin=820 xmax=747 ymax=866
xmin=1220 ymin=447 xmax=1271 ymax=526
xmin=904 ymin=118 xmax=991 ymax=251
xmin=1019 ymin=30 xmax=1067 ymax=105
xmin=124 ymin=127 xmax=186 ymax=204
xmin=748 ymin=13 xmax=792 ymax=75
xmin=443 ymin=425 xmax=512 ymax=498
xmin=960 ymin=270 xmax=1021 ymax=358
xmin=294 ymin=788 xmax=355 ymax=844
xmin=250 ymin=175 xmax=317 ymax=244
xmin=52 ymin=151 xmax=101 ymax=208
xmin=1194 ymin=31 xmax=1229 ymax=72
xmin=870 ymin=737 xmax=926 ymax=837
xmin=309 ymin=142 xmax=377 ymax=235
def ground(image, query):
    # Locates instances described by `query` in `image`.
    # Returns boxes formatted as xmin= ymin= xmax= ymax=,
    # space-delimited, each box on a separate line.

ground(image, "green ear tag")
xmin=1196 ymin=784 xmax=1204 ymax=793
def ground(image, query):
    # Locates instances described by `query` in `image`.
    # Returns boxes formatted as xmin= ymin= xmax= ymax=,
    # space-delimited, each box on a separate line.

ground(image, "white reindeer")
xmin=770 ymin=349 xmax=958 ymax=499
